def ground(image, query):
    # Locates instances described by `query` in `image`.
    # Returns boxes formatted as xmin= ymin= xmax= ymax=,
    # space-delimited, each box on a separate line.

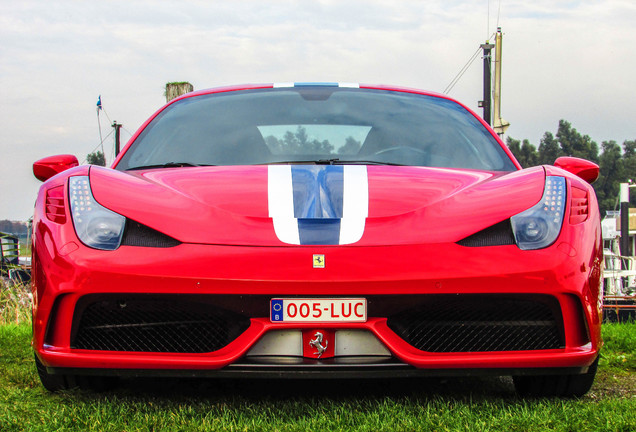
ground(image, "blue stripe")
xmin=291 ymin=165 xmax=344 ymax=244
xmin=298 ymin=219 xmax=341 ymax=245
xmin=291 ymin=166 xmax=343 ymax=218
xmin=294 ymin=82 xmax=339 ymax=87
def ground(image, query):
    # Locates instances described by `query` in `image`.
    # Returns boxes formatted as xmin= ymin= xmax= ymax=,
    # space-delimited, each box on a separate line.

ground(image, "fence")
xmin=0 ymin=232 xmax=30 ymax=283
xmin=0 ymin=232 xmax=19 ymax=268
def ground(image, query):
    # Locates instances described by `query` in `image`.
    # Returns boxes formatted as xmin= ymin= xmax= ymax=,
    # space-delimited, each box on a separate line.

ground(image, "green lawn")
xmin=18 ymin=243 xmax=30 ymax=258
xmin=0 ymin=321 xmax=634 ymax=431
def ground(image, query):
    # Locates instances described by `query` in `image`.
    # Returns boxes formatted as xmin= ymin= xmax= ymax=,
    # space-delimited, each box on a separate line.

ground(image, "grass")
xmin=0 ymin=280 xmax=635 ymax=431
xmin=602 ymin=322 xmax=636 ymax=370
xmin=18 ymin=242 xmax=30 ymax=257
xmin=0 ymin=282 xmax=31 ymax=325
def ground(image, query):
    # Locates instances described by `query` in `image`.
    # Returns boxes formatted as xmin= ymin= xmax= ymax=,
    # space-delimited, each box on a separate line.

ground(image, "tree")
xmin=338 ymin=136 xmax=362 ymax=155
xmin=556 ymin=120 xmax=599 ymax=163
xmin=537 ymin=132 xmax=561 ymax=165
xmin=0 ymin=220 xmax=27 ymax=235
xmin=265 ymin=126 xmax=336 ymax=155
xmin=519 ymin=139 xmax=539 ymax=167
xmin=622 ymin=139 xmax=636 ymax=181
xmin=87 ymin=151 xmax=106 ymax=166
xmin=508 ymin=120 xmax=601 ymax=168
xmin=506 ymin=137 xmax=538 ymax=168
xmin=594 ymin=140 xmax=624 ymax=213
xmin=504 ymin=120 xmax=632 ymax=216
xmin=621 ymin=139 xmax=636 ymax=207
xmin=506 ymin=137 xmax=522 ymax=164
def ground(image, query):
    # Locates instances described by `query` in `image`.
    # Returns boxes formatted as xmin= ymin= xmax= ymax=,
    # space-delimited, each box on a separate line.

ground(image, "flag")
xmin=96 ymin=95 xmax=102 ymax=110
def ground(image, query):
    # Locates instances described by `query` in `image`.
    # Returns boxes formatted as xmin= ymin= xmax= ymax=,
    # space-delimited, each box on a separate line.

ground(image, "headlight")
xmin=69 ymin=176 xmax=125 ymax=250
xmin=511 ymin=176 xmax=566 ymax=250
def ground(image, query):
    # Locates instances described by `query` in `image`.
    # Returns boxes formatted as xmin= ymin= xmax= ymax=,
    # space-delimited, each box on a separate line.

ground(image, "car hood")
xmin=89 ymin=165 xmax=545 ymax=246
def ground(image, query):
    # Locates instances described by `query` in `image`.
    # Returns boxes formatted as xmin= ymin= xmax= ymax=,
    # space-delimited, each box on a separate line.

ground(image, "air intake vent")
xmin=387 ymin=295 xmax=564 ymax=352
xmin=72 ymin=295 xmax=250 ymax=353
xmin=45 ymin=185 xmax=66 ymax=224
xmin=456 ymin=220 xmax=515 ymax=247
xmin=120 ymin=220 xmax=181 ymax=248
xmin=569 ymin=186 xmax=589 ymax=224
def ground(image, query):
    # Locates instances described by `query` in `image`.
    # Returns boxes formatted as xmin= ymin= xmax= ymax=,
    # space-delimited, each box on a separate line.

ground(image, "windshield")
xmin=116 ymin=87 xmax=516 ymax=171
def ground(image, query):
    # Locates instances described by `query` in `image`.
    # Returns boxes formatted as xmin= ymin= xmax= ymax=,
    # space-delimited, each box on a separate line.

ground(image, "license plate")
xmin=270 ymin=298 xmax=367 ymax=323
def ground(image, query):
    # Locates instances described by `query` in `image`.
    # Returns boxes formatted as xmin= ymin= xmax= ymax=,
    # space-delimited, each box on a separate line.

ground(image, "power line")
xmin=487 ymin=0 xmax=490 ymax=42
xmin=488 ymin=0 xmax=503 ymax=40
xmin=496 ymin=0 xmax=502 ymax=30
xmin=95 ymin=97 xmax=128 ymax=164
xmin=443 ymin=32 xmax=497 ymax=95
xmin=82 ymin=129 xmax=114 ymax=164
xmin=121 ymin=126 xmax=134 ymax=137
xmin=443 ymin=46 xmax=481 ymax=95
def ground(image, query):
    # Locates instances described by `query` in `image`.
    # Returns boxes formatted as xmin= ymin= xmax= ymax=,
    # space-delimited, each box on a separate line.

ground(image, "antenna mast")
xmin=492 ymin=28 xmax=510 ymax=137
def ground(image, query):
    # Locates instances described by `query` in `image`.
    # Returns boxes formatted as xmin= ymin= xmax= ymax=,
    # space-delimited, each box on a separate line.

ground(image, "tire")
xmin=513 ymin=356 xmax=599 ymax=398
xmin=34 ymin=354 xmax=74 ymax=392
xmin=75 ymin=375 xmax=119 ymax=392
xmin=34 ymin=354 xmax=118 ymax=392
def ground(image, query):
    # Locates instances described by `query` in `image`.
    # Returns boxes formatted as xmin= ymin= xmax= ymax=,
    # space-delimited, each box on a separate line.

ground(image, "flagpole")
xmin=96 ymin=95 xmax=104 ymax=162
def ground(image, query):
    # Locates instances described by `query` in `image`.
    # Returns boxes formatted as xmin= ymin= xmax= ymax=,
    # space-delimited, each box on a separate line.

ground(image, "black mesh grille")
xmin=386 ymin=295 xmax=564 ymax=352
xmin=121 ymin=220 xmax=181 ymax=248
xmin=456 ymin=220 xmax=516 ymax=247
xmin=72 ymin=296 xmax=250 ymax=353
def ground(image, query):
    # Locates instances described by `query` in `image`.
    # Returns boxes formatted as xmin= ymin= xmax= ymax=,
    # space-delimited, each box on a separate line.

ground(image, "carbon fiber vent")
xmin=456 ymin=220 xmax=515 ymax=247
xmin=120 ymin=219 xmax=181 ymax=248
xmin=72 ymin=296 xmax=250 ymax=353
xmin=387 ymin=295 xmax=564 ymax=352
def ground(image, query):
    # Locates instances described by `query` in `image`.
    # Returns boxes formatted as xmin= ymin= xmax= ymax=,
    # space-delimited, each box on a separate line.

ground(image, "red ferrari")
xmin=31 ymin=83 xmax=602 ymax=396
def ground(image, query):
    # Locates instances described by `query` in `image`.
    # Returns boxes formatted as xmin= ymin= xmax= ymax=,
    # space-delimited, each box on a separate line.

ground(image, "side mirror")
xmin=33 ymin=154 xmax=79 ymax=182
xmin=553 ymin=156 xmax=599 ymax=184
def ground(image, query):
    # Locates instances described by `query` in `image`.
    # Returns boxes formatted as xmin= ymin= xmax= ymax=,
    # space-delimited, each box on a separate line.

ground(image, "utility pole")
xmin=166 ymin=82 xmax=194 ymax=102
xmin=620 ymin=183 xmax=631 ymax=256
xmin=479 ymin=42 xmax=494 ymax=125
xmin=112 ymin=121 xmax=122 ymax=156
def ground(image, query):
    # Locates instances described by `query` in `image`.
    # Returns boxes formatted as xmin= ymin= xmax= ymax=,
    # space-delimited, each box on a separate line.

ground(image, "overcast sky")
xmin=1 ymin=0 xmax=635 ymax=221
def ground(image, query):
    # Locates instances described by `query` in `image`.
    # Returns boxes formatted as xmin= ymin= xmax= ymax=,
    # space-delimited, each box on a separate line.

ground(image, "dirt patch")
xmin=587 ymin=369 xmax=636 ymax=400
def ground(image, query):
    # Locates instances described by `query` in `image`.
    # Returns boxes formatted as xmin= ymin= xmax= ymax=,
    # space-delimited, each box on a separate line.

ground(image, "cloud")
xmin=1 ymin=0 xmax=636 ymax=220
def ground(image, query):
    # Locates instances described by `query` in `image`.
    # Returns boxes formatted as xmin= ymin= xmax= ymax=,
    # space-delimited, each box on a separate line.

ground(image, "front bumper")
xmin=32 ymin=240 xmax=602 ymax=375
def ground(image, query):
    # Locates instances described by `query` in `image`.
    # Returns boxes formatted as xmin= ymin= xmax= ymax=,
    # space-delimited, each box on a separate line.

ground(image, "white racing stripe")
xmin=268 ymin=165 xmax=300 ymax=245
xmin=268 ymin=164 xmax=368 ymax=245
xmin=340 ymin=165 xmax=368 ymax=244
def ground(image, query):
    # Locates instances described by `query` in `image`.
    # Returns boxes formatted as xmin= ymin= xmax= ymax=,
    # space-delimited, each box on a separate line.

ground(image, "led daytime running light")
xmin=69 ymin=176 xmax=125 ymax=250
xmin=511 ymin=176 xmax=566 ymax=250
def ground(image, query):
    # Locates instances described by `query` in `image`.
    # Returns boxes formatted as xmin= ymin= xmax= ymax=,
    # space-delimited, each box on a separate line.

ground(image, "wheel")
xmin=34 ymin=354 xmax=74 ymax=392
xmin=513 ymin=356 xmax=599 ymax=398
xmin=75 ymin=375 xmax=119 ymax=392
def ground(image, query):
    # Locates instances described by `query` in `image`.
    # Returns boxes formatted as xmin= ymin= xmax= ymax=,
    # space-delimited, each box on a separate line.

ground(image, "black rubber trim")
xmin=46 ymin=365 xmax=591 ymax=379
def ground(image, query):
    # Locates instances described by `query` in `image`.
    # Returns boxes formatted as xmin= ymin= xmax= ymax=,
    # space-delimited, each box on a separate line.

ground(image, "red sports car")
xmin=31 ymin=83 xmax=602 ymax=396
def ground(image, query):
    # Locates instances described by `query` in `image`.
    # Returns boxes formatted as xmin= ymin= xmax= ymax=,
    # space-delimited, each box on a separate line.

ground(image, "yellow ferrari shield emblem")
xmin=313 ymin=254 xmax=325 ymax=268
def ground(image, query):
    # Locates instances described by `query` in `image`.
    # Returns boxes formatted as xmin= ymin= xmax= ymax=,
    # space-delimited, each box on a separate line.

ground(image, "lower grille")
xmin=72 ymin=296 xmax=250 ymax=353
xmin=386 ymin=295 xmax=564 ymax=352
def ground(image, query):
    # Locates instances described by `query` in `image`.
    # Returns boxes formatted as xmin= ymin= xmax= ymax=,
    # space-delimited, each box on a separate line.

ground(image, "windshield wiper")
xmin=126 ymin=162 xmax=211 ymax=171
xmin=330 ymin=159 xmax=406 ymax=166
xmin=267 ymin=159 xmax=405 ymax=166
